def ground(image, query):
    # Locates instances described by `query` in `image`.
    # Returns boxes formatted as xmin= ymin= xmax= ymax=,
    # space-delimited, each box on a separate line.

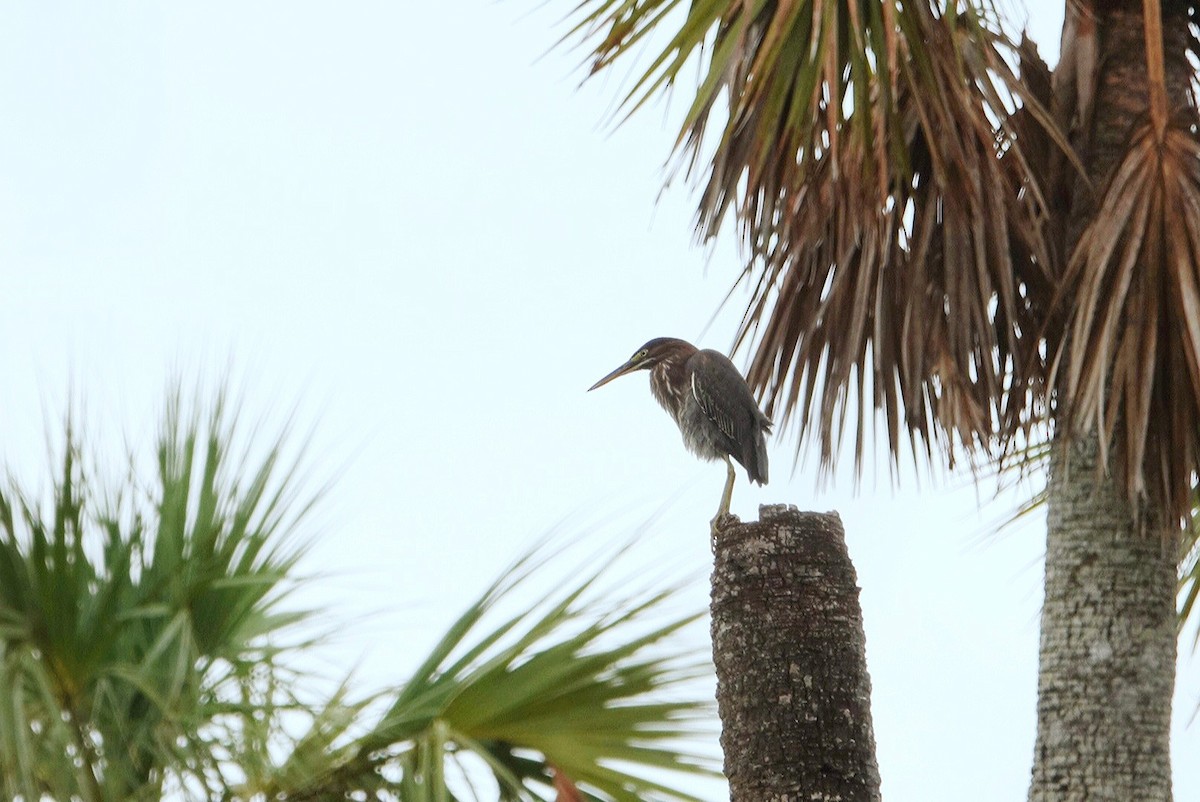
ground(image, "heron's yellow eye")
xmin=633 ymin=349 xmax=648 ymax=361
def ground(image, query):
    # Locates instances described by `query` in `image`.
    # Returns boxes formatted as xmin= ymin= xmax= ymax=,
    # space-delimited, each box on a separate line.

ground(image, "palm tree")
xmin=558 ymin=0 xmax=1197 ymax=797
xmin=0 ymin=389 xmax=719 ymax=801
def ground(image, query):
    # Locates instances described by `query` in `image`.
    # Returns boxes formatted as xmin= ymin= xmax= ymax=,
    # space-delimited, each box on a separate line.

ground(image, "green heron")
xmin=589 ymin=337 xmax=772 ymax=522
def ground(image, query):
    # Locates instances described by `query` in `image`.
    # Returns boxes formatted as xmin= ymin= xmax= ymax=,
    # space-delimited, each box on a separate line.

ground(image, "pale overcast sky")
xmin=1 ymin=2 xmax=1197 ymax=800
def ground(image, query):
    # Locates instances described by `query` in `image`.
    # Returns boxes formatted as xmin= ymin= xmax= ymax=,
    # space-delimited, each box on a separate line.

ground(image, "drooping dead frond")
xmin=1052 ymin=119 xmax=1200 ymax=523
xmin=722 ymin=6 xmax=1061 ymax=474
xmin=565 ymin=1 xmax=1066 ymax=474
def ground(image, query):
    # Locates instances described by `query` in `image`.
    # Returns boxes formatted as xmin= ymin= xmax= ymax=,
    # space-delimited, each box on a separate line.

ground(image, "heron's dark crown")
xmin=630 ymin=337 xmax=697 ymax=367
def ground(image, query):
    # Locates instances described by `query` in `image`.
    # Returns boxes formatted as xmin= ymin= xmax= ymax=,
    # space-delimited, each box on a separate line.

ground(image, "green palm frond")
xmin=0 ymin=388 xmax=319 ymax=801
xmin=564 ymin=0 xmax=1068 ymax=474
xmin=0 ymin=387 xmax=717 ymax=801
xmin=1181 ymin=523 xmax=1200 ymax=640
xmin=257 ymin=541 xmax=720 ymax=801
xmin=1178 ymin=493 xmax=1200 ymax=650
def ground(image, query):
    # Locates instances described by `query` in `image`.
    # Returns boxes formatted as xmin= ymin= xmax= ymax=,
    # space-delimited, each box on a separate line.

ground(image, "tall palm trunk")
xmin=1030 ymin=435 xmax=1176 ymax=801
xmin=1029 ymin=5 xmax=1188 ymax=799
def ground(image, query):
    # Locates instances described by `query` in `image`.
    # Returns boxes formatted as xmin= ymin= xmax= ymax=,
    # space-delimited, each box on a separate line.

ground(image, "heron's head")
xmin=588 ymin=338 xmax=694 ymax=391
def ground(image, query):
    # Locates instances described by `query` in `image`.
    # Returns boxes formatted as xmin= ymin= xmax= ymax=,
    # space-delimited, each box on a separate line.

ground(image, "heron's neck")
xmin=649 ymin=357 xmax=690 ymax=421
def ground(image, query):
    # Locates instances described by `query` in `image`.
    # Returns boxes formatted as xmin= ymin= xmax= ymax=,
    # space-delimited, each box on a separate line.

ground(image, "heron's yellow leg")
xmin=710 ymin=458 xmax=737 ymax=544
xmin=717 ymin=457 xmax=736 ymax=518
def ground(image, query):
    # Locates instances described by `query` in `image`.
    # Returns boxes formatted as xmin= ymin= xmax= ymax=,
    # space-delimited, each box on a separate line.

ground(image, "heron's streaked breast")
xmin=649 ymin=360 xmax=689 ymax=421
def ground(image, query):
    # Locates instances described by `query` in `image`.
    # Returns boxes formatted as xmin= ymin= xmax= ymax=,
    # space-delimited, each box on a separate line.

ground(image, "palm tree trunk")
xmin=1029 ymin=433 xmax=1176 ymax=801
xmin=710 ymin=506 xmax=880 ymax=802
xmin=1029 ymin=5 xmax=1189 ymax=799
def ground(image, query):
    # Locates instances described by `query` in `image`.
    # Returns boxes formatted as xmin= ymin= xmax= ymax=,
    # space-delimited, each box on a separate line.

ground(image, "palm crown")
xmin=566 ymin=0 xmax=1200 ymax=521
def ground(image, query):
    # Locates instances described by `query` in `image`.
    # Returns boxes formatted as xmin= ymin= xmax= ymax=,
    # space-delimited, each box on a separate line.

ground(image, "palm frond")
xmin=0 ymin=387 xmax=319 ymax=801
xmin=1050 ymin=118 xmax=1200 ymax=524
xmin=258 ymin=541 xmax=720 ymax=801
xmin=565 ymin=0 xmax=1067 ymax=474
xmin=1 ymin=387 xmax=718 ymax=801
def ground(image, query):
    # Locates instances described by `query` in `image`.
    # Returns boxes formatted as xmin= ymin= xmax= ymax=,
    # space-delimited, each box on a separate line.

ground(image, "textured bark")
xmin=710 ymin=506 xmax=879 ymax=802
xmin=1029 ymin=5 xmax=1190 ymax=800
xmin=1029 ymin=435 xmax=1177 ymax=802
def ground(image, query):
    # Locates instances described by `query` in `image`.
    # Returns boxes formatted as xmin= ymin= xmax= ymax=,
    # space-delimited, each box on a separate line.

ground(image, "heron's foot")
xmin=709 ymin=511 xmax=737 ymax=550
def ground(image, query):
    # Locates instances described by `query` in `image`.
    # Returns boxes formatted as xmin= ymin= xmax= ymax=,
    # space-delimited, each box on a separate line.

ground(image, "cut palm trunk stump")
xmin=710 ymin=505 xmax=881 ymax=802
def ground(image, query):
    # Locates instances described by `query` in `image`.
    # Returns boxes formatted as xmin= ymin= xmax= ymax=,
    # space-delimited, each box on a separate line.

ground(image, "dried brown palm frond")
xmin=1051 ymin=117 xmax=1200 ymax=524
xmin=734 ymin=14 xmax=1059 ymax=476
xmin=730 ymin=8 xmax=1064 ymax=475
xmin=565 ymin=1 xmax=1067 ymax=475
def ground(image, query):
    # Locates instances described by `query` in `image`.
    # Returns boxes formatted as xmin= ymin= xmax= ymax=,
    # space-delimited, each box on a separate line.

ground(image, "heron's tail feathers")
xmin=742 ymin=429 xmax=769 ymax=486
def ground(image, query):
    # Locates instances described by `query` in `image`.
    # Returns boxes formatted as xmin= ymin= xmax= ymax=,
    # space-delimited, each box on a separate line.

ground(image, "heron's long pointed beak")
xmin=588 ymin=360 xmax=641 ymax=391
